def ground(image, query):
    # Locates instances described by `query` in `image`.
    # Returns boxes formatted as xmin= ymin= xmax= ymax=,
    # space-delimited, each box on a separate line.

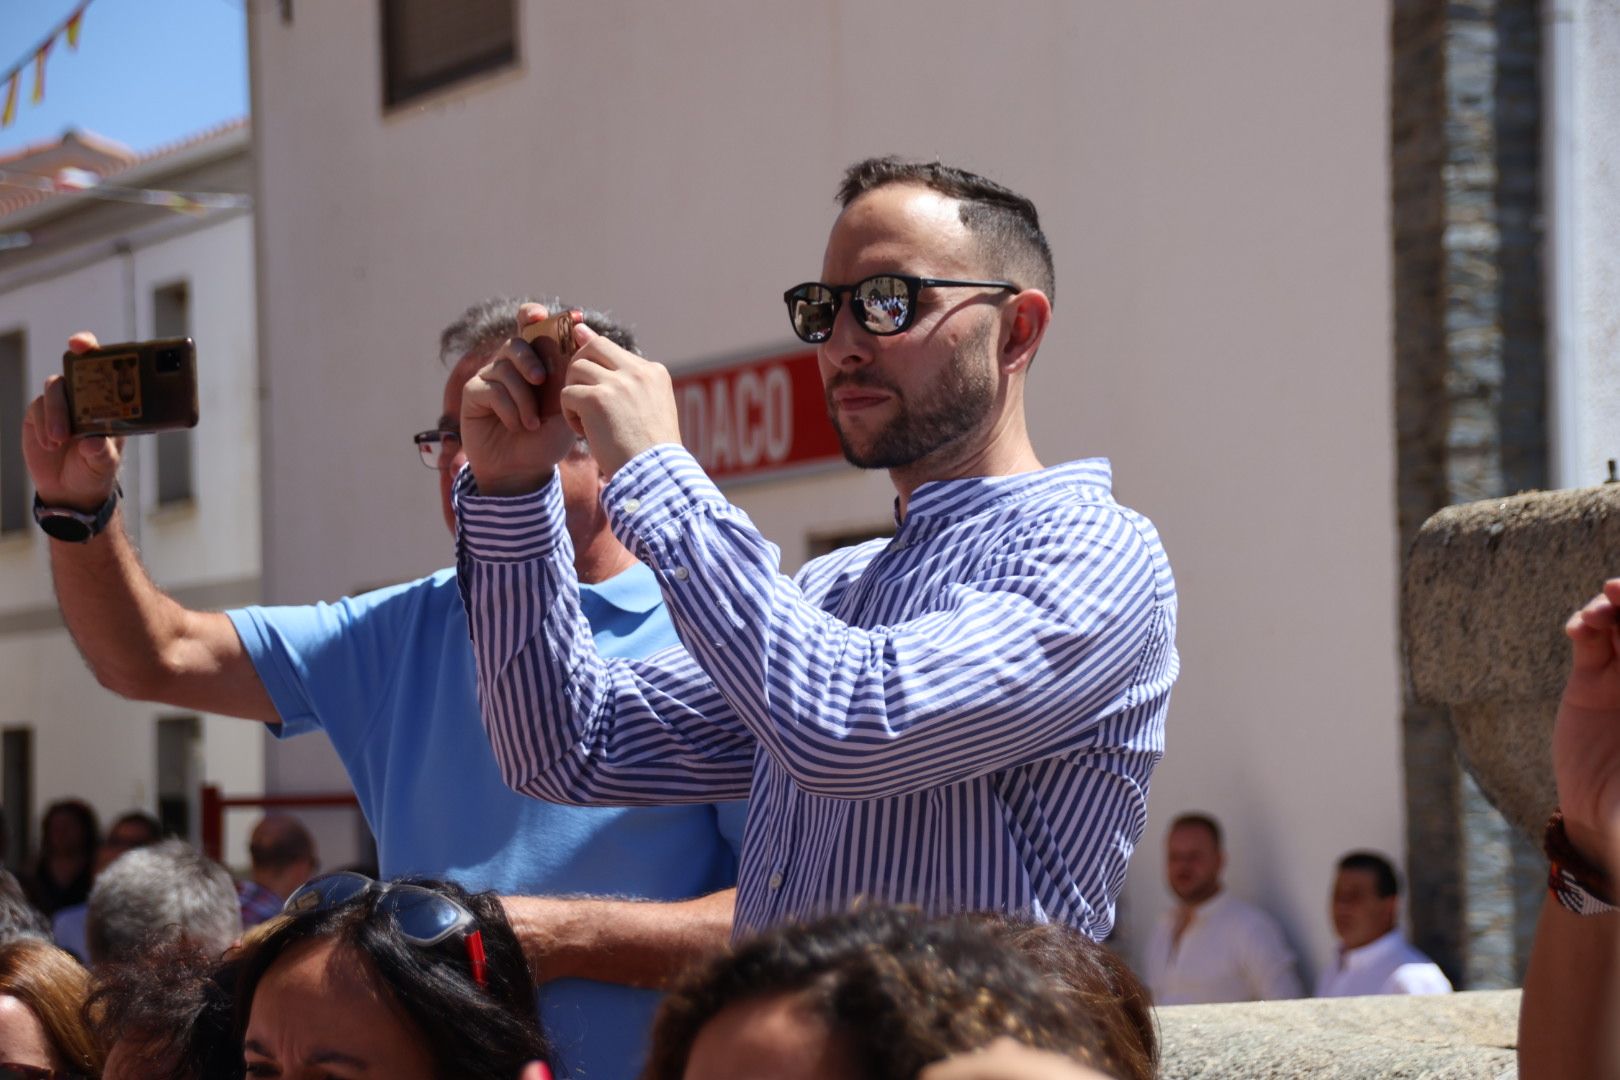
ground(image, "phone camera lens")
xmin=156 ymin=348 xmax=183 ymax=374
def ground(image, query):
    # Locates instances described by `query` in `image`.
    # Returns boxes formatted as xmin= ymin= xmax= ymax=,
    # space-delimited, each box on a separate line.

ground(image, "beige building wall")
xmin=250 ymin=1 xmax=1396 ymax=981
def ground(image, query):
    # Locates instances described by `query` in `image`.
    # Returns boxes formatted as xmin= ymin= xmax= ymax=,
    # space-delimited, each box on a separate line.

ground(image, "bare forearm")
xmin=502 ymin=888 xmax=735 ymax=989
xmin=1518 ymin=898 xmax=1620 ymax=1079
xmin=50 ymin=512 xmax=275 ymax=721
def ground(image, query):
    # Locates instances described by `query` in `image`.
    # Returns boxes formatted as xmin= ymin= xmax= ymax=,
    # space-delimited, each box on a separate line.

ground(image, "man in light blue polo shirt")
xmin=23 ymin=298 xmax=744 ymax=1080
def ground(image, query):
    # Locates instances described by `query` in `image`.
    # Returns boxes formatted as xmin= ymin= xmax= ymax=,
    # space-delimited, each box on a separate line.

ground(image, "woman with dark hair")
xmin=28 ymin=801 xmax=100 ymax=917
xmin=88 ymin=939 xmax=239 ymax=1080
xmin=974 ymin=918 xmax=1158 ymax=1080
xmin=0 ymin=937 xmax=101 ymax=1078
xmin=643 ymin=906 xmax=1118 ymax=1080
xmin=233 ymin=874 xmax=549 ymax=1080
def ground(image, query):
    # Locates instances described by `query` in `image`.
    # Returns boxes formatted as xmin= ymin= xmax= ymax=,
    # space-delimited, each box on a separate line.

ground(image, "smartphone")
xmin=63 ymin=336 xmax=199 ymax=436
xmin=519 ymin=311 xmax=579 ymax=421
xmin=519 ymin=311 xmax=579 ymax=361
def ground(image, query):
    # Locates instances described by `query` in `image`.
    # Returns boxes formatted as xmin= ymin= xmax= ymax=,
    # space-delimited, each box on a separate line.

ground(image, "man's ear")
xmin=999 ymin=289 xmax=1052 ymax=375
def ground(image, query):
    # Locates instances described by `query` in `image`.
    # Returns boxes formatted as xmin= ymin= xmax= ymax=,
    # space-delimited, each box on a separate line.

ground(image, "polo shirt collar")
xmin=582 ymin=561 xmax=664 ymax=614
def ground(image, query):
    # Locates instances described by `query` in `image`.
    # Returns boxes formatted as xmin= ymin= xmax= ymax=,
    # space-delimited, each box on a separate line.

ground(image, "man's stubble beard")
xmin=826 ymin=319 xmax=997 ymax=471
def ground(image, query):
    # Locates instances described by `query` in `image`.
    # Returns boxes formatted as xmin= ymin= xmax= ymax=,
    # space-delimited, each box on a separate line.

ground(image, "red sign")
xmin=671 ymin=349 xmax=844 ymax=481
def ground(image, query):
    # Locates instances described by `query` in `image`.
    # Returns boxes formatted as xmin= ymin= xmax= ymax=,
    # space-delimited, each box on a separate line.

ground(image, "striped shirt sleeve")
xmin=453 ymin=465 xmax=756 ymax=806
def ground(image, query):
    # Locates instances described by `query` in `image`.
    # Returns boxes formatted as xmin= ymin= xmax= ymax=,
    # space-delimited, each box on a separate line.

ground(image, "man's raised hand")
xmin=560 ymin=324 xmax=683 ymax=478
xmin=459 ymin=304 xmax=582 ymax=497
xmin=1555 ymin=577 xmax=1620 ymax=870
xmin=21 ymin=332 xmax=124 ymax=513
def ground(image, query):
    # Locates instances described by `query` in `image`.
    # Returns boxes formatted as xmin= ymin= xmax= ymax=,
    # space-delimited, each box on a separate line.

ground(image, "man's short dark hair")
xmin=248 ymin=816 xmax=315 ymax=873
xmin=1337 ymin=851 xmax=1399 ymax=898
xmin=1169 ymin=812 xmax=1223 ymax=851
xmin=438 ymin=296 xmax=641 ymax=366
xmin=837 ymin=157 xmax=1056 ymax=303
xmin=107 ymin=811 xmax=164 ymax=846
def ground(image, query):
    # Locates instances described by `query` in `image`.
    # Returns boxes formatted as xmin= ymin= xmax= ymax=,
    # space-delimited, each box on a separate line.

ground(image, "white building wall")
xmin=0 ymin=209 xmax=263 ymax=868
xmin=1548 ymin=0 xmax=1620 ymax=488
xmin=251 ymin=0 xmax=1396 ymax=980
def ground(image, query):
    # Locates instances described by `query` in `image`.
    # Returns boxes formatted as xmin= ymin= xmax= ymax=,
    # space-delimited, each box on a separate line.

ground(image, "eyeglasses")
xmin=0 ymin=1066 xmax=84 ymax=1080
xmin=783 ymin=274 xmax=1019 ymax=344
xmin=413 ymin=428 xmax=462 ymax=470
xmin=282 ymin=871 xmax=488 ymax=988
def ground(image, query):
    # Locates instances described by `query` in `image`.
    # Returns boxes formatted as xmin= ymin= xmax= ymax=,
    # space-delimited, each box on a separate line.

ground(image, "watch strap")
xmin=32 ymin=484 xmax=121 ymax=542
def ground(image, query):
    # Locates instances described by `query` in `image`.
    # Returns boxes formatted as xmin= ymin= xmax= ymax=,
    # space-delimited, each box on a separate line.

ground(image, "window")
xmin=2 ymin=729 xmax=31 ymax=869
xmin=152 ymin=283 xmax=193 ymax=505
xmin=381 ymin=0 xmax=516 ymax=108
xmin=156 ymin=715 xmax=201 ymax=840
xmin=0 ymin=332 xmax=26 ymax=535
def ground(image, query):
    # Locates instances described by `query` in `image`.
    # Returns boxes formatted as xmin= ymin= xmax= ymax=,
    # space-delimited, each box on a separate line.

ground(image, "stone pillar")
xmin=1390 ymin=0 xmax=1547 ymax=987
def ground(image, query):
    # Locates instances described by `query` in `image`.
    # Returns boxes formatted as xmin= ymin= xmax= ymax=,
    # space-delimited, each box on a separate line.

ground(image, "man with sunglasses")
xmin=20 ymin=298 xmax=745 ymax=1080
xmin=455 ymin=159 xmax=1178 ymax=940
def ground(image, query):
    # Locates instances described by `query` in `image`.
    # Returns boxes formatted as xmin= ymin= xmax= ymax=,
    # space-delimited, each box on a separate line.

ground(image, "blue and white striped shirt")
xmin=455 ymin=446 xmax=1177 ymax=939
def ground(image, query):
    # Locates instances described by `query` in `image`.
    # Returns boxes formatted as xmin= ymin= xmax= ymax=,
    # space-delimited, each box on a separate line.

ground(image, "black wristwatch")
xmin=32 ymin=485 xmax=121 ymax=543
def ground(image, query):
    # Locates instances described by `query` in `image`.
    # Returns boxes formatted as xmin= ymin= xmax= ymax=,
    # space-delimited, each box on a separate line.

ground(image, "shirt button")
xmin=768 ymin=871 xmax=784 ymax=890
xmin=671 ymin=567 xmax=689 ymax=582
xmin=621 ymin=498 xmax=642 ymax=513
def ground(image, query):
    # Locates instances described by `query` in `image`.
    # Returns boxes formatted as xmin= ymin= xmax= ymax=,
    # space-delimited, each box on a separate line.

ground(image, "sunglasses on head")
xmin=282 ymin=871 xmax=488 ymax=988
xmin=783 ymin=273 xmax=1019 ymax=344
xmin=0 ymin=1067 xmax=83 ymax=1080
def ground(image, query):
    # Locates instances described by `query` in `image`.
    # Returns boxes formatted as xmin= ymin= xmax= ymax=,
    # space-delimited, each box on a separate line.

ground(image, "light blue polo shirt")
xmin=228 ymin=565 xmax=747 ymax=1080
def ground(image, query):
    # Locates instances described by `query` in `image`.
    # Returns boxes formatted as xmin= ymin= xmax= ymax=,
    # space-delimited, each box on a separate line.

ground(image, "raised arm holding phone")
xmin=21 ymin=303 xmax=746 ymax=1080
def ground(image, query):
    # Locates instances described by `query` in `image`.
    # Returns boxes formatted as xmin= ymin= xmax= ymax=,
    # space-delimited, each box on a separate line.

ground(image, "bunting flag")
xmin=31 ymin=39 xmax=50 ymax=105
xmin=65 ymin=5 xmax=86 ymax=50
xmin=0 ymin=166 xmax=253 ymax=215
xmin=0 ymin=0 xmax=96 ymax=128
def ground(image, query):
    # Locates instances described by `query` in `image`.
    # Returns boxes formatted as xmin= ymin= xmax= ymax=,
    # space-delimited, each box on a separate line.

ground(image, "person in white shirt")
xmin=1142 ymin=813 xmax=1303 ymax=1005
xmin=1315 ymin=850 xmax=1452 ymax=997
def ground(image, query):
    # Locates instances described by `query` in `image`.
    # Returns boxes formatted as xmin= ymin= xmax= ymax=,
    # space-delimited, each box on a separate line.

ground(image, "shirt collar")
xmin=895 ymin=458 xmax=1114 ymax=526
xmin=581 ymin=561 xmax=664 ymax=614
xmin=1339 ymin=928 xmax=1405 ymax=970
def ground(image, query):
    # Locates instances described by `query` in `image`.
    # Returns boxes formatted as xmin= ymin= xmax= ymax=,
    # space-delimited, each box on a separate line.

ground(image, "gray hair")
xmin=86 ymin=839 xmax=242 ymax=967
xmin=438 ymin=295 xmax=642 ymax=365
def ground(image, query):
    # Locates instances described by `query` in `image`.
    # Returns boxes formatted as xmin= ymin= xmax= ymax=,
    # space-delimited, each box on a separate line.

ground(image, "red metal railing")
xmin=199 ymin=784 xmax=360 ymax=862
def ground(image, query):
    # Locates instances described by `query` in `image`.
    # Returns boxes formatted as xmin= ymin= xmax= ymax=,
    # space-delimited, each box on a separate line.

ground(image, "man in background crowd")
xmin=86 ymin=839 xmax=240 ymax=967
xmin=52 ymin=810 xmax=164 ymax=963
xmin=1315 ymin=850 xmax=1451 ymax=997
xmin=1142 ymin=812 xmax=1302 ymax=1004
xmin=236 ymin=814 xmax=318 ymax=928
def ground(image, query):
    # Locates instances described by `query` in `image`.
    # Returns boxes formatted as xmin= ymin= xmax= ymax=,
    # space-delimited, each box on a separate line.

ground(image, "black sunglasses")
xmin=0 ymin=1067 xmax=84 ymax=1080
xmin=282 ymin=872 xmax=488 ymax=988
xmin=783 ymin=274 xmax=1019 ymax=344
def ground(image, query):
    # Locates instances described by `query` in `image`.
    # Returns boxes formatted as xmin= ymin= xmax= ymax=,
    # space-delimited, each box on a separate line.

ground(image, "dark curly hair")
xmin=974 ymin=916 xmax=1157 ymax=1080
xmin=642 ymin=905 xmax=1115 ymax=1080
xmin=86 ymin=938 xmax=240 ymax=1080
xmin=231 ymin=877 xmax=549 ymax=1080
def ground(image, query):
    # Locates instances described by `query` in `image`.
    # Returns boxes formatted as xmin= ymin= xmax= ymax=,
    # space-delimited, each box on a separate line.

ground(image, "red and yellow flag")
xmin=1 ymin=72 xmax=17 ymax=128
xmin=65 ymin=5 xmax=86 ymax=50
xmin=31 ymin=39 xmax=51 ymax=105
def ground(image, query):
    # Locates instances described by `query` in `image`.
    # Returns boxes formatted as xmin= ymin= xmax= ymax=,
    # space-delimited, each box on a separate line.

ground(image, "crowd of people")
xmin=6 ymin=156 xmax=1617 ymax=1078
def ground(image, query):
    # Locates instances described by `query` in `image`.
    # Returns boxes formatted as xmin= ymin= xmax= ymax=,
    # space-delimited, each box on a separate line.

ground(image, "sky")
xmin=0 ymin=0 xmax=248 ymax=159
